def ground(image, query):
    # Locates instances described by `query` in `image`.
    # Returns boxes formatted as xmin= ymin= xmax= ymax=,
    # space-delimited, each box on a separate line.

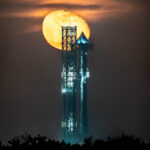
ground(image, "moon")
xmin=42 ymin=10 xmax=90 ymax=50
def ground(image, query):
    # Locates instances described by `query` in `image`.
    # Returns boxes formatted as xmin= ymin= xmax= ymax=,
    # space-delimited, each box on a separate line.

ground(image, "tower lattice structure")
xmin=61 ymin=26 xmax=90 ymax=144
xmin=61 ymin=26 xmax=78 ymax=144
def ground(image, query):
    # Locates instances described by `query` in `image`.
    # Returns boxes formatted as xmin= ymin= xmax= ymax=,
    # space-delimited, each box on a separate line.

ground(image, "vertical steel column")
xmin=77 ymin=33 xmax=90 ymax=142
xmin=61 ymin=26 xmax=77 ymax=144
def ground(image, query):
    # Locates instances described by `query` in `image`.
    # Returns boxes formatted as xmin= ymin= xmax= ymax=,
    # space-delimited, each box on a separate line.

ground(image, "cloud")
xmin=0 ymin=0 xmax=148 ymax=34
xmin=0 ymin=2 xmax=100 ymax=10
xmin=38 ymin=3 xmax=101 ymax=10
xmin=116 ymin=0 xmax=150 ymax=5
xmin=0 ymin=1 xmax=102 ymax=20
xmin=0 ymin=0 xmax=147 ymax=21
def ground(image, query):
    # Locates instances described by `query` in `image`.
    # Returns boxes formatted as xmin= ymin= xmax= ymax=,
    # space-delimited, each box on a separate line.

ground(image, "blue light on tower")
xmin=61 ymin=27 xmax=91 ymax=144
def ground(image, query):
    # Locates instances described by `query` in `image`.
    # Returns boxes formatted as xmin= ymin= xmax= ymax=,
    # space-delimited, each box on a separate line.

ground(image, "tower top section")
xmin=62 ymin=26 xmax=77 ymax=51
xmin=77 ymin=32 xmax=89 ymax=44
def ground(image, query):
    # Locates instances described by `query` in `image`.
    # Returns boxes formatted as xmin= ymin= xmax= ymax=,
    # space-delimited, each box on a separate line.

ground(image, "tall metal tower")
xmin=61 ymin=26 xmax=78 ymax=144
xmin=61 ymin=26 xmax=90 ymax=144
xmin=77 ymin=32 xmax=90 ymax=142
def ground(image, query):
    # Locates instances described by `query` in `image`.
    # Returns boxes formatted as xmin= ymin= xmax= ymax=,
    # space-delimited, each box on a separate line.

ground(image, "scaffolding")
xmin=61 ymin=26 xmax=90 ymax=144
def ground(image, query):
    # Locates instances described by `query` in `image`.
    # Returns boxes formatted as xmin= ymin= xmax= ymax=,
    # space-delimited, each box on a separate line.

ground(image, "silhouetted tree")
xmin=84 ymin=136 xmax=94 ymax=146
xmin=106 ymin=133 xmax=143 ymax=145
xmin=0 ymin=133 xmax=149 ymax=150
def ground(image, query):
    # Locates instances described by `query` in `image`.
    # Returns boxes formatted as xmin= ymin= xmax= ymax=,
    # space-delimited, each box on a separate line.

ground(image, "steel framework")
xmin=61 ymin=26 xmax=90 ymax=144
xmin=61 ymin=26 xmax=78 ymax=143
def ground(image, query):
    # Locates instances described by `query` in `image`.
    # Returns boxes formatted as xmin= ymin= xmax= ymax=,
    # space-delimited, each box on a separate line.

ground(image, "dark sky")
xmin=0 ymin=0 xmax=150 ymax=142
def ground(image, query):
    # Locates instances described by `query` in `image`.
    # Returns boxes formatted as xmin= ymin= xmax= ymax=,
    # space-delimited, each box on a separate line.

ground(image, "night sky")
xmin=0 ymin=0 xmax=150 ymax=142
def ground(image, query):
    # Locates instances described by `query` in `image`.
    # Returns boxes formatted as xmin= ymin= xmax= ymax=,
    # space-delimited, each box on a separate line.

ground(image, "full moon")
xmin=42 ymin=10 xmax=90 ymax=50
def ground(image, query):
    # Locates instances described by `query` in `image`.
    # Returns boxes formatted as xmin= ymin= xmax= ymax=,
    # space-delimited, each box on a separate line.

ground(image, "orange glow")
xmin=39 ymin=0 xmax=97 ymax=5
xmin=42 ymin=10 xmax=90 ymax=50
xmin=0 ymin=0 xmax=142 ymax=22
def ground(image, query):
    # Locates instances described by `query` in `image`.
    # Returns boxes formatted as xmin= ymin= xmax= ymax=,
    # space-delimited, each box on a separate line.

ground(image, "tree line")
xmin=0 ymin=133 xmax=150 ymax=149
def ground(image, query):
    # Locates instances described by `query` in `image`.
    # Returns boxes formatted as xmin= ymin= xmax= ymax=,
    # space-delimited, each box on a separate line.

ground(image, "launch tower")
xmin=61 ymin=26 xmax=90 ymax=144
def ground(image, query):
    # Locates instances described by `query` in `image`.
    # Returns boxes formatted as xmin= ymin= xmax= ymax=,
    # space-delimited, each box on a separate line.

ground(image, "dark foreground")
xmin=0 ymin=134 xmax=150 ymax=149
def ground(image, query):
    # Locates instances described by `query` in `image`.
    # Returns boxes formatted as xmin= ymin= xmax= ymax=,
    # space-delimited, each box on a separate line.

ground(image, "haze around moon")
xmin=42 ymin=10 xmax=90 ymax=50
